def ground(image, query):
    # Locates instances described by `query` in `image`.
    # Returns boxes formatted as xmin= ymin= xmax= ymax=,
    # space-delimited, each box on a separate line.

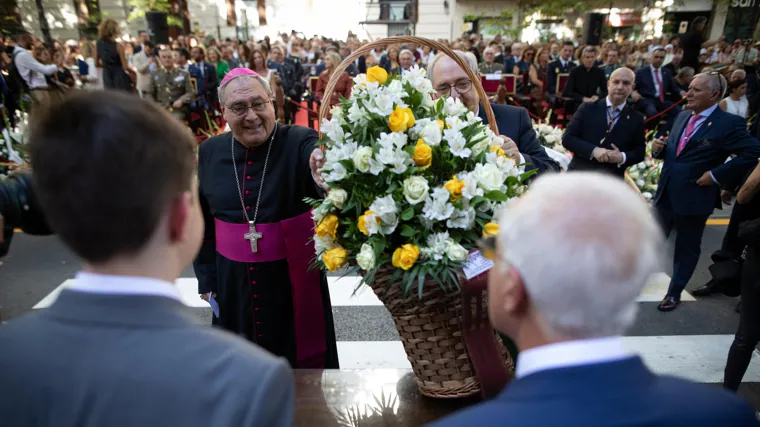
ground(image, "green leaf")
xmin=417 ymin=266 xmax=427 ymax=299
xmin=401 ymin=206 xmax=415 ymax=221
xmin=485 ymin=190 xmax=508 ymax=202
xmin=470 ymin=196 xmax=486 ymax=207
xmin=403 ymin=268 xmax=417 ymax=298
xmin=401 ymin=225 xmax=416 ymax=237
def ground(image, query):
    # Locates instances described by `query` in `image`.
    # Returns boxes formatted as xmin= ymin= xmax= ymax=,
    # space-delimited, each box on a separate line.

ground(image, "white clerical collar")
xmin=516 ymin=336 xmax=632 ymax=379
xmin=68 ymin=271 xmax=182 ymax=302
xmin=606 ymin=97 xmax=625 ymax=111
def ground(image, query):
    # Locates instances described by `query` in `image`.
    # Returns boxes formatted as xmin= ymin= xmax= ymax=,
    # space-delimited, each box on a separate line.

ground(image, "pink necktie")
xmin=676 ymin=114 xmax=701 ymax=156
xmin=654 ymin=69 xmax=664 ymax=103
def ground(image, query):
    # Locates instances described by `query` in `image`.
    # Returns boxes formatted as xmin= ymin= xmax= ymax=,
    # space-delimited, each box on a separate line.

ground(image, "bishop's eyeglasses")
xmin=226 ymin=99 xmax=272 ymax=116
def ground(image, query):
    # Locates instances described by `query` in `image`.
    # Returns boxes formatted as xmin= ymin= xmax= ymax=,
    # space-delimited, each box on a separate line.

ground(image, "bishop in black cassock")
xmin=194 ymin=68 xmax=339 ymax=368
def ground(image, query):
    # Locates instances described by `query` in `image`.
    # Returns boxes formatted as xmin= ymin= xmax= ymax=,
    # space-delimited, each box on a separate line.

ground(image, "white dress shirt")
xmin=516 ymin=337 xmax=632 ymax=379
xmin=68 ymin=271 xmax=182 ymax=303
xmin=13 ymin=46 xmax=57 ymax=89
xmin=682 ymin=103 xmax=721 ymax=184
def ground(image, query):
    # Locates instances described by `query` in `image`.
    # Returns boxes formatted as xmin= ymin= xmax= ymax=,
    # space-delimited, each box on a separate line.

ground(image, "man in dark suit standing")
xmin=190 ymin=46 xmax=219 ymax=110
xmin=633 ymin=47 xmax=684 ymax=136
xmin=0 ymin=92 xmax=295 ymax=427
xmin=562 ymin=46 xmax=607 ymax=116
xmin=428 ymin=51 xmax=559 ymax=174
xmin=431 ymin=172 xmax=759 ymax=427
xmin=546 ymin=40 xmax=575 ymax=98
xmin=563 ymin=68 xmax=645 ymax=178
xmin=652 ymin=72 xmax=760 ymax=311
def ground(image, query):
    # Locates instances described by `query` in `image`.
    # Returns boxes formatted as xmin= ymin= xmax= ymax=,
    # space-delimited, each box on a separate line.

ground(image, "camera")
xmin=0 ymin=172 xmax=53 ymax=257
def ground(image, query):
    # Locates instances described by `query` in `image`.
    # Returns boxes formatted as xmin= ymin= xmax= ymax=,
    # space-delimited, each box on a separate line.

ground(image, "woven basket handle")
xmin=317 ymin=36 xmax=499 ymax=142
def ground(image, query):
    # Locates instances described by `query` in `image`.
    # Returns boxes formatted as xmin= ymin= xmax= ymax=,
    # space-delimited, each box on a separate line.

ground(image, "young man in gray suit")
xmin=0 ymin=91 xmax=294 ymax=427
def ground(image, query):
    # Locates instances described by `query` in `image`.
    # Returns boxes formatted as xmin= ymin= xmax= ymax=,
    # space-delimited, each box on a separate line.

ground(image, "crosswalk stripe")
xmin=338 ymin=336 xmax=760 ymax=383
xmin=32 ymin=273 xmax=694 ymax=309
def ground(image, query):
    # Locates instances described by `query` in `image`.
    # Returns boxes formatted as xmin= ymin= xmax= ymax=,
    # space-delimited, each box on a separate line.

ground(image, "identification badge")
xmin=463 ymin=251 xmax=494 ymax=280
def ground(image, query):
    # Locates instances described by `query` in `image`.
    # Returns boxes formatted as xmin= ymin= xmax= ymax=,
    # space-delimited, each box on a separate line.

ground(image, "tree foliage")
xmin=127 ymin=0 xmax=182 ymax=27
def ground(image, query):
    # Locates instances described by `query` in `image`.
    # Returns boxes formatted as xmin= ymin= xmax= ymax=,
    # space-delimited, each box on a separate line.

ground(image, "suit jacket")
xmin=429 ymin=357 xmax=758 ymax=427
xmin=563 ymin=99 xmax=646 ymax=177
xmin=478 ymin=103 xmax=560 ymax=174
xmin=131 ymin=50 xmax=152 ymax=92
xmin=546 ymin=58 xmax=576 ymax=95
xmin=635 ymin=65 xmax=681 ymax=101
xmin=562 ymin=65 xmax=608 ymax=102
xmin=189 ymin=62 xmax=218 ymax=109
xmin=654 ymin=107 xmax=760 ymax=216
xmin=502 ymin=56 xmax=519 ymax=74
xmin=0 ymin=290 xmax=294 ymax=427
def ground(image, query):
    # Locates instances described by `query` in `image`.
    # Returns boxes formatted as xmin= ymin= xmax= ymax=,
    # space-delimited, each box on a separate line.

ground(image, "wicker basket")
xmin=318 ymin=36 xmax=513 ymax=398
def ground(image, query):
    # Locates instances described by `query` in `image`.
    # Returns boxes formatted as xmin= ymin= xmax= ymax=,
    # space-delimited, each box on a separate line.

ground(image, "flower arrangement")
xmin=0 ymin=109 xmax=29 ymax=179
xmin=532 ymin=122 xmax=571 ymax=171
xmin=626 ymin=134 xmax=663 ymax=201
xmin=307 ymin=65 xmax=534 ymax=297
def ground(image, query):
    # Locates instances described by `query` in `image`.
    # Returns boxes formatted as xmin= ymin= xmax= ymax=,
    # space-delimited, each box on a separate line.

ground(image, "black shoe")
xmin=658 ymin=295 xmax=681 ymax=312
xmin=692 ymin=279 xmax=718 ymax=297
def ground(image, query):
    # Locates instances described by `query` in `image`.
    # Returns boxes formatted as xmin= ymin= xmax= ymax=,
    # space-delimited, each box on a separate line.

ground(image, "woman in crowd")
xmin=720 ymin=78 xmax=749 ymax=118
xmin=53 ymin=48 xmax=75 ymax=88
xmin=237 ymin=44 xmax=251 ymax=69
xmin=315 ymin=51 xmax=351 ymax=108
xmin=248 ymin=48 xmax=273 ymax=84
xmin=514 ymin=46 xmax=542 ymax=95
xmin=207 ymin=47 xmax=229 ymax=81
xmin=94 ymin=18 xmax=131 ymax=91
xmin=382 ymin=45 xmax=401 ymax=74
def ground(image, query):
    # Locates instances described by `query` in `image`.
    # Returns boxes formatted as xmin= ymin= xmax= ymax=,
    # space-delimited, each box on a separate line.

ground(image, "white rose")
xmin=423 ymin=121 xmax=442 ymax=146
xmin=403 ymin=176 xmax=429 ymax=205
xmin=323 ymin=162 xmax=347 ymax=183
xmin=352 ymin=146 xmax=374 ymax=173
xmin=356 ymin=243 xmax=376 ymax=271
xmin=446 ymin=241 xmax=469 ymax=262
xmin=473 ymin=163 xmax=504 ymax=192
xmin=642 ymin=191 xmax=653 ymax=200
xmin=327 ymin=189 xmax=348 ymax=208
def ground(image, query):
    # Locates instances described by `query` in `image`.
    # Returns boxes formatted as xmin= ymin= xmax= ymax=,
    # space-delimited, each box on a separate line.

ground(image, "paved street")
xmin=3 ymin=209 xmax=760 ymax=409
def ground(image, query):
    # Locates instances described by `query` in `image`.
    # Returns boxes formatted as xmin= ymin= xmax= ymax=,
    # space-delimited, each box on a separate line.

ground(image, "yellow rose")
xmin=322 ymin=246 xmax=348 ymax=272
xmin=315 ymin=214 xmax=339 ymax=239
xmin=444 ymin=175 xmax=465 ymax=202
xmin=366 ymin=66 xmax=388 ymax=85
xmin=483 ymin=222 xmax=500 ymax=237
xmin=357 ymin=210 xmax=380 ymax=236
xmin=388 ymin=107 xmax=415 ymax=133
xmin=392 ymin=244 xmax=420 ymax=271
xmin=412 ymin=139 xmax=432 ymax=169
xmin=490 ymin=145 xmax=505 ymax=158
xmin=436 ymin=119 xmax=445 ymax=131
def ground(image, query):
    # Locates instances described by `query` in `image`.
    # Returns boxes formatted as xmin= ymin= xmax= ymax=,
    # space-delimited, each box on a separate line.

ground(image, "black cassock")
xmin=194 ymin=125 xmax=339 ymax=369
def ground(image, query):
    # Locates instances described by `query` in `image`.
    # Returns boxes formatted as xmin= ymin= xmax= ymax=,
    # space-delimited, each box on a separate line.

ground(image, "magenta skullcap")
xmin=220 ymin=68 xmax=260 ymax=87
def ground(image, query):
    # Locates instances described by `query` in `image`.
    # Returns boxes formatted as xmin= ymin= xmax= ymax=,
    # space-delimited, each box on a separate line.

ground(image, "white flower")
xmin=389 ymin=151 xmax=411 ymax=174
xmin=331 ymin=106 xmax=346 ymax=126
xmin=446 ymin=241 xmax=469 ymax=262
xmin=370 ymin=195 xmax=399 ymax=234
xmin=447 ymin=203 xmax=476 ymax=229
xmin=323 ymin=162 xmax=347 ymax=183
xmin=423 ymin=187 xmax=455 ymax=221
xmin=326 ymin=189 xmax=348 ymax=209
xmin=356 ymin=243 xmax=376 ymax=271
xmin=465 ymin=110 xmax=482 ymax=125
xmin=347 ymin=101 xmax=370 ymax=125
xmin=445 ymin=116 xmax=467 ymax=132
xmin=444 ymin=97 xmax=469 ymax=117
xmin=352 ymin=146 xmax=374 ymax=173
xmin=403 ymin=176 xmax=429 ymax=205
xmin=636 ymin=179 xmax=645 ymax=187
xmin=472 ymin=163 xmax=504 ymax=192
xmin=470 ymin=131 xmax=490 ymax=158
xmin=363 ymin=211 xmax=382 ymax=235
xmin=325 ymin=140 xmax=357 ymax=163
xmin=363 ymin=93 xmax=395 ymax=116
xmin=386 ymin=80 xmax=407 ymax=104
xmin=643 ymin=191 xmax=653 ymax=200
xmin=324 ymin=119 xmax=346 ymax=145
xmin=378 ymin=132 xmax=408 ymax=150
xmin=368 ymin=156 xmax=385 ymax=175
xmin=314 ymin=234 xmax=337 ymax=254
xmin=445 ymin=129 xmax=471 ymax=158
xmin=487 ymin=152 xmax=520 ymax=177
xmin=461 ymin=172 xmax=484 ymax=200
xmin=422 ymin=121 xmax=443 ymax=146
xmin=425 ymin=232 xmax=450 ymax=261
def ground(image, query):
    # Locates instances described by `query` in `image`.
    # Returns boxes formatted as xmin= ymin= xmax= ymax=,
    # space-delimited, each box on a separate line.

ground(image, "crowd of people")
xmin=2 ymin=13 xmax=760 ymax=427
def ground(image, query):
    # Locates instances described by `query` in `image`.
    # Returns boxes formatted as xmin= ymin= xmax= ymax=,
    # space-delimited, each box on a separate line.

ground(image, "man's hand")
xmin=172 ymin=100 xmax=183 ymax=109
xmin=652 ymin=137 xmax=665 ymax=154
xmin=721 ymin=189 xmax=734 ymax=205
xmin=696 ymin=171 xmax=715 ymax=187
xmin=582 ymin=96 xmax=595 ymax=103
xmin=592 ymin=147 xmax=609 ymax=163
xmin=631 ymin=91 xmax=641 ymax=103
xmin=200 ymin=292 xmax=217 ymax=301
xmin=497 ymin=136 xmax=520 ymax=159
xmin=605 ymin=144 xmax=624 ymax=164
xmin=309 ymin=147 xmax=328 ymax=189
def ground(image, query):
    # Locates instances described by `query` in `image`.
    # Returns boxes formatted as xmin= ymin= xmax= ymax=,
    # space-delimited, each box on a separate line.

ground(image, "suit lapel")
xmin=687 ymin=107 xmax=719 ymax=145
xmin=669 ymin=112 xmax=689 ymax=157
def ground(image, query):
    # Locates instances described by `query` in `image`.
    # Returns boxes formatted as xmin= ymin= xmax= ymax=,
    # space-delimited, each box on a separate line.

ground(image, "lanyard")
xmin=600 ymin=106 xmax=621 ymax=144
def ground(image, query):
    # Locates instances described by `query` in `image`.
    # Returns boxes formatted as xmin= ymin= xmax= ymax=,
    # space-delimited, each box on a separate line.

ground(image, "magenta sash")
xmin=214 ymin=212 xmax=327 ymax=368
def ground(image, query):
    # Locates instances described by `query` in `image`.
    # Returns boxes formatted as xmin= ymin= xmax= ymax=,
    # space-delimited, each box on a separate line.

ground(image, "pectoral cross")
xmin=244 ymin=221 xmax=262 ymax=253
